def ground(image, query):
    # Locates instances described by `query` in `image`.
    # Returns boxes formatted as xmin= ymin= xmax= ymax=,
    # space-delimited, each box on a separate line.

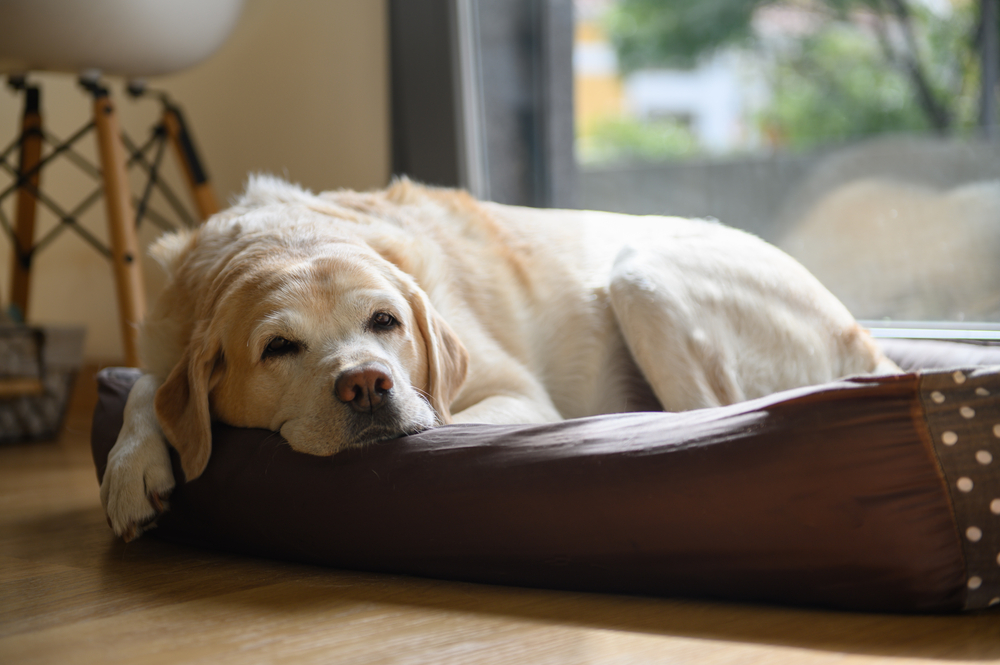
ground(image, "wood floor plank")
xmin=0 ymin=555 xmax=78 ymax=582
xmin=4 ymin=576 xmax=999 ymax=665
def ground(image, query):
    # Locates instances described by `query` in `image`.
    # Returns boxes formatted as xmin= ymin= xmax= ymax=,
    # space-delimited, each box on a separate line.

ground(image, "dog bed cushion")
xmin=90 ymin=339 xmax=1000 ymax=613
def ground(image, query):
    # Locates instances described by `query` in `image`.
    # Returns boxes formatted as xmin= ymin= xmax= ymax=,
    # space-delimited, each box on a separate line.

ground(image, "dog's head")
xmin=150 ymin=196 xmax=468 ymax=481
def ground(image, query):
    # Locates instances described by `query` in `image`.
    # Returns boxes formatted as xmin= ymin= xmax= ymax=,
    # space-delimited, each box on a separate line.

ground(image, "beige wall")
xmin=0 ymin=0 xmax=390 ymax=362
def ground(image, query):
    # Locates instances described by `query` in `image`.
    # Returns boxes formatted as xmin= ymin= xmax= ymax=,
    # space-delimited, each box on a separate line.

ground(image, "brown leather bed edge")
xmin=91 ymin=356 xmax=1000 ymax=613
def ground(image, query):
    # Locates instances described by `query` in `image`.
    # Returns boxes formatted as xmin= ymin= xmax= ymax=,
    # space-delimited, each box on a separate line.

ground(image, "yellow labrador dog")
xmin=101 ymin=175 xmax=894 ymax=540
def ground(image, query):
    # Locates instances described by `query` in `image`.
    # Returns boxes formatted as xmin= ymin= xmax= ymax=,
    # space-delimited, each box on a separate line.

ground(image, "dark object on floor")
xmin=2 ymin=325 xmax=84 ymax=441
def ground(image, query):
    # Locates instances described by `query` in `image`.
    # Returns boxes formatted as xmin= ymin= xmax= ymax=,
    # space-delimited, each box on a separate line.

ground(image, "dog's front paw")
xmin=100 ymin=435 xmax=176 ymax=542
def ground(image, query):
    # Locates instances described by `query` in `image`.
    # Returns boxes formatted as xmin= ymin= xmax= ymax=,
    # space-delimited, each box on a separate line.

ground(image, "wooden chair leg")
xmin=92 ymin=88 xmax=145 ymax=367
xmin=9 ymin=85 xmax=43 ymax=322
xmin=162 ymin=104 xmax=219 ymax=221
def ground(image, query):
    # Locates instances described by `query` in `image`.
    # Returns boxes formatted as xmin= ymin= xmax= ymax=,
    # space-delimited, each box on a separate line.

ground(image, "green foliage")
xmin=763 ymin=25 xmax=930 ymax=148
xmin=920 ymin=1 xmax=982 ymax=128
xmin=600 ymin=0 xmax=985 ymax=154
xmin=607 ymin=0 xmax=766 ymax=70
xmin=577 ymin=117 xmax=700 ymax=164
xmin=763 ymin=2 xmax=980 ymax=149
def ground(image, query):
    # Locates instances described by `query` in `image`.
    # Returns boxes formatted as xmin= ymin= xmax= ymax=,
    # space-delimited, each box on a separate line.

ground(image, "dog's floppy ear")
xmin=154 ymin=326 xmax=223 ymax=481
xmin=406 ymin=285 xmax=469 ymax=423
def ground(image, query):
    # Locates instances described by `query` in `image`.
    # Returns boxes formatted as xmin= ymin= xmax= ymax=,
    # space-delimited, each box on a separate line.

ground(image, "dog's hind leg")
xmin=607 ymin=236 xmax=882 ymax=412
xmin=607 ymin=244 xmax=743 ymax=412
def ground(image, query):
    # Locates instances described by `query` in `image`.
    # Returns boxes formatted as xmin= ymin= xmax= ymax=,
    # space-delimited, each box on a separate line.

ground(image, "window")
xmin=573 ymin=0 xmax=1000 ymax=336
xmin=390 ymin=0 xmax=1000 ymax=338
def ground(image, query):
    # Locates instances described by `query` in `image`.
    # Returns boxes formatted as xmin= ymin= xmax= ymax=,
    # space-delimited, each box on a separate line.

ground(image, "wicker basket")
xmin=0 ymin=326 xmax=86 ymax=442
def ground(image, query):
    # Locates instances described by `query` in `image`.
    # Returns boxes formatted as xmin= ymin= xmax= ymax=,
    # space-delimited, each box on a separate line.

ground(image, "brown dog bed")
xmin=91 ymin=339 xmax=1000 ymax=613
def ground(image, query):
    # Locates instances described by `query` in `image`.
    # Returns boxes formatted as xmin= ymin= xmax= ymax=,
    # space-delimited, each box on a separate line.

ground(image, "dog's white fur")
xmin=101 ymin=176 xmax=892 ymax=540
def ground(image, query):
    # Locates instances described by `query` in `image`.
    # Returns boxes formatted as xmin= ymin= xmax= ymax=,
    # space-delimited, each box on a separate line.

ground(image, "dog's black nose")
xmin=335 ymin=363 xmax=394 ymax=412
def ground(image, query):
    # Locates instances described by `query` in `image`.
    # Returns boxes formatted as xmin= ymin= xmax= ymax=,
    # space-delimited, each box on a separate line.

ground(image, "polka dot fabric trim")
xmin=920 ymin=368 xmax=1000 ymax=611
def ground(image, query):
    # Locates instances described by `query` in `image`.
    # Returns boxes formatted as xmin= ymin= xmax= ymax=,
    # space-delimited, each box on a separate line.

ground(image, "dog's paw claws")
xmin=147 ymin=490 xmax=168 ymax=515
xmin=122 ymin=525 xmax=138 ymax=543
xmin=112 ymin=491 xmax=170 ymax=542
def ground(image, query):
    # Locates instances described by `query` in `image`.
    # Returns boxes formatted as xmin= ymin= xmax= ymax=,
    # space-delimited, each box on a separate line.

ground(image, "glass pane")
xmin=574 ymin=0 xmax=1000 ymax=326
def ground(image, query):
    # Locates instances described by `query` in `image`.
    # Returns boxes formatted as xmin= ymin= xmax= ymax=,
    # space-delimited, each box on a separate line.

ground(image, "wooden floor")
xmin=2 ymin=370 xmax=999 ymax=664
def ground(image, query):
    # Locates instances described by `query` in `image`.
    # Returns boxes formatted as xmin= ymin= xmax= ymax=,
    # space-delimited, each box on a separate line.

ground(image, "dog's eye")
xmin=370 ymin=312 xmax=398 ymax=331
xmin=262 ymin=336 xmax=300 ymax=360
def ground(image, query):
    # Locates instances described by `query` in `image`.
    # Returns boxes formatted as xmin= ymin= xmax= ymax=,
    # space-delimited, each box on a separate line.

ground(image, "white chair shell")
xmin=0 ymin=0 xmax=245 ymax=77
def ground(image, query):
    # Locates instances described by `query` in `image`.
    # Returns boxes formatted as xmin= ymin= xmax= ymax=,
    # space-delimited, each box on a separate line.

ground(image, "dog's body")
xmin=101 ymin=176 xmax=893 ymax=540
